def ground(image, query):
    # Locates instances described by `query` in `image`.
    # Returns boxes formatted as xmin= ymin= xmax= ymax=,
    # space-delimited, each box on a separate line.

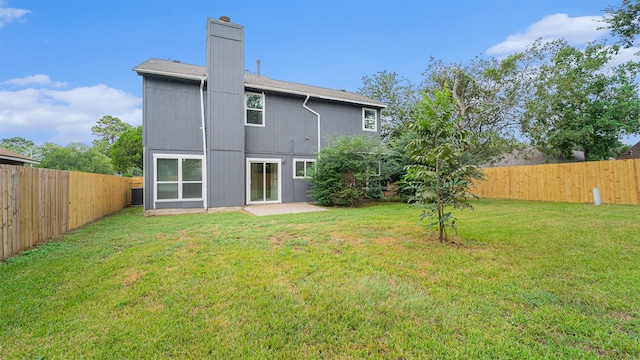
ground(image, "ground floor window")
xmin=293 ymin=159 xmax=315 ymax=179
xmin=154 ymin=154 xmax=203 ymax=201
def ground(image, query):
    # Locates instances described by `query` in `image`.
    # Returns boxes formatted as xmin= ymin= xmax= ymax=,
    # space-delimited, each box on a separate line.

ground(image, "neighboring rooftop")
xmin=133 ymin=58 xmax=386 ymax=108
xmin=617 ymin=141 xmax=640 ymax=160
xmin=0 ymin=148 xmax=40 ymax=165
xmin=485 ymin=146 xmax=585 ymax=168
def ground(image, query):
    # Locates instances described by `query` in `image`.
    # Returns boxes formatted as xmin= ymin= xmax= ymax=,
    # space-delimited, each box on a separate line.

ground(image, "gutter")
xmin=303 ymin=95 xmax=321 ymax=152
xmin=249 ymin=83 xmax=387 ymax=109
xmin=134 ymin=66 xmax=386 ymax=108
xmin=200 ymin=77 xmax=208 ymax=210
xmin=134 ymin=68 xmax=206 ymax=82
xmin=0 ymin=156 xmax=39 ymax=165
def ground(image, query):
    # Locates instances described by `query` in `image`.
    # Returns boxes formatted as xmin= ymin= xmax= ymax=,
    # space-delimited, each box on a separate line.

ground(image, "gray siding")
xmin=244 ymin=93 xmax=380 ymax=204
xmin=144 ymin=77 xmax=204 ymax=151
xmin=209 ymin=92 xmax=244 ymax=151
xmin=245 ymin=93 xmax=318 ymax=156
xmin=206 ymin=18 xmax=245 ymax=207
xmin=142 ymin=77 xmax=205 ymax=210
xmin=293 ymin=178 xmax=312 ymax=202
xmin=140 ymin=18 xmax=382 ymax=210
xmin=208 ymin=150 xmax=245 ymax=207
xmin=312 ymin=100 xmax=380 ymax=147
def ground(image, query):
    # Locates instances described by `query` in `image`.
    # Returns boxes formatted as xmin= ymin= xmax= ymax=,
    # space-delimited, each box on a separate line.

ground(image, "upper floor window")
xmin=362 ymin=108 xmax=377 ymax=132
xmin=246 ymin=92 xmax=265 ymax=126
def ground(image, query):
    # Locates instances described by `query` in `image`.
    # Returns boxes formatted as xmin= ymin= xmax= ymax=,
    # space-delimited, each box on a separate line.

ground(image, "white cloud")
xmin=487 ymin=14 xmax=606 ymax=56
xmin=3 ymin=74 xmax=67 ymax=88
xmin=0 ymin=77 xmax=142 ymax=145
xmin=0 ymin=0 xmax=30 ymax=27
xmin=608 ymin=46 xmax=640 ymax=68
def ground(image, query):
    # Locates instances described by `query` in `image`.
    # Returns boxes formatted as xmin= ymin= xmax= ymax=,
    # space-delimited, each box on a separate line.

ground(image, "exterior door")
xmin=247 ymin=159 xmax=281 ymax=204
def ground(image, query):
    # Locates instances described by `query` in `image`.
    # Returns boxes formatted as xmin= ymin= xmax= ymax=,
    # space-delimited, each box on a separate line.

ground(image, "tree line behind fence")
xmin=1 ymin=165 xmax=139 ymax=260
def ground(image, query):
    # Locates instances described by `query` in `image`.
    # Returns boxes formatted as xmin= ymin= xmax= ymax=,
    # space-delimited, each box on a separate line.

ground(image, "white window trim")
xmin=153 ymin=153 xmax=205 ymax=205
xmin=362 ymin=107 xmax=378 ymax=132
xmin=293 ymin=158 xmax=316 ymax=179
xmin=246 ymin=158 xmax=282 ymax=205
xmin=245 ymin=91 xmax=265 ymax=127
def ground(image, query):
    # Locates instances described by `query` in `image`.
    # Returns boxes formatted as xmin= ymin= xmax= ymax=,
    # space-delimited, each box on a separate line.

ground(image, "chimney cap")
xmin=219 ymin=16 xmax=231 ymax=22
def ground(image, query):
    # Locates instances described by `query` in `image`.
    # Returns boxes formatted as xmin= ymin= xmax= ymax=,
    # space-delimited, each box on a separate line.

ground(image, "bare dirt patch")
xmin=122 ymin=269 xmax=147 ymax=286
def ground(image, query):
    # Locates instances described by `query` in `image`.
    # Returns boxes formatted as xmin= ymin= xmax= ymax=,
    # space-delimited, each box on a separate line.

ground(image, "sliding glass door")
xmin=247 ymin=159 xmax=281 ymax=204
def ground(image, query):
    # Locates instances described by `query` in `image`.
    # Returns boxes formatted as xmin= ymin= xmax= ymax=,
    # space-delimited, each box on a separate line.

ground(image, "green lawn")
xmin=1 ymin=200 xmax=639 ymax=359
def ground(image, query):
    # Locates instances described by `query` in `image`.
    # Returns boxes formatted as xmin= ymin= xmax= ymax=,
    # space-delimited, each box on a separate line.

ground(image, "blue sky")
xmin=1 ymin=0 xmax=638 ymax=146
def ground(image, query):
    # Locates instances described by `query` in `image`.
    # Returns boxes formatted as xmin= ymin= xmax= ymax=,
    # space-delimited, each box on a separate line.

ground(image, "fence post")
xmin=11 ymin=167 xmax=19 ymax=256
xmin=593 ymin=188 xmax=601 ymax=206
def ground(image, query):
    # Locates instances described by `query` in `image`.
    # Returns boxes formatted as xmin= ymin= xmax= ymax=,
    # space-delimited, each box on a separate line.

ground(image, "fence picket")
xmin=475 ymin=159 xmax=640 ymax=205
xmin=0 ymin=164 xmax=140 ymax=260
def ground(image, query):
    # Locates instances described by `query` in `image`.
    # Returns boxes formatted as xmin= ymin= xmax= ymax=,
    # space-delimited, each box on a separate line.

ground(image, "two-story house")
xmin=134 ymin=17 xmax=386 ymax=212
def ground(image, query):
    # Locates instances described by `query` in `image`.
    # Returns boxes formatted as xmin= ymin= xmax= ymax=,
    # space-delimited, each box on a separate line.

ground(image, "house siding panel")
xmin=206 ymin=18 xmax=245 ymax=207
xmin=144 ymin=78 xmax=203 ymax=151
xmin=138 ymin=18 xmax=384 ymax=211
xmin=209 ymin=150 xmax=245 ymax=207
xmin=245 ymin=93 xmax=317 ymax=156
xmin=142 ymin=77 xmax=205 ymax=210
xmin=293 ymin=179 xmax=312 ymax=202
xmin=209 ymin=92 xmax=244 ymax=151
xmin=244 ymin=95 xmax=379 ymax=204
xmin=312 ymin=100 xmax=380 ymax=147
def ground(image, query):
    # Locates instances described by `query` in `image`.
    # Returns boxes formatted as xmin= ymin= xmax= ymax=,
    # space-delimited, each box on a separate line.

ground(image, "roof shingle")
xmin=0 ymin=148 xmax=40 ymax=164
xmin=133 ymin=58 xmax=385 ymax=108
xmin=617 ymin=141 xmax=640 ymax=160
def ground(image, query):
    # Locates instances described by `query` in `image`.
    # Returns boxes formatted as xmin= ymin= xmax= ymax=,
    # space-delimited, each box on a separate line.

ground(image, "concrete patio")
xmin=242 ymin=202 xmax=328 ymax=216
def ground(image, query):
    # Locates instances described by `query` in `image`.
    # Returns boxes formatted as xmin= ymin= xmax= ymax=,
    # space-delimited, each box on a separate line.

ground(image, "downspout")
xmin=200 ymin=77 xmax=208 ymax=210
xmin=303 ymin=95 xmax=321 ymax=151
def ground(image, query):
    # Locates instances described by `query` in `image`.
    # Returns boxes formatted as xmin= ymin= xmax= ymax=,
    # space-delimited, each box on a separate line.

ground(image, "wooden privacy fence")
xmin=1 ymin=165 xmax=140 ymax=260
xmin=473 ymin=158 xmax=640 ymax=205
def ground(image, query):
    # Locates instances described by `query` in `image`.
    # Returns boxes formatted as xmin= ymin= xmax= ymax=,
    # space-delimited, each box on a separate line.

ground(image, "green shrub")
xmin=309 ymin=135 xmax=383 ymax=207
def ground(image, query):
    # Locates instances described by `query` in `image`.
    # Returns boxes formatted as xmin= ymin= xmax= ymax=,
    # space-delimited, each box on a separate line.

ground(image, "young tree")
xmin=91 ymin=115 xmax=132 ymax=156
xmin=110 ymin=126 xmax=143 ymax=173
xmin=522 ymin=40 xmax=640 ymax=161
xmin=404 ymin=87 xmax=482 ymax=242
xmin=308 ymin=135 xmax=383 ymax=207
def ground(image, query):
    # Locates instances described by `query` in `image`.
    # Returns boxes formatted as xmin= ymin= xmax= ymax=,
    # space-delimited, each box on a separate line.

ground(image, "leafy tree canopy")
xmin=359 ymin=51 xmax=541 ymax=166
xmin=0 ymin=137 xmax=38 ymax=157
xmin=37 ymin=142 xmax=114 ymax=174
xmin=110 ymin=126 xmax=143 ymax=173
xmin=358 ymin=71 xmax=420 ymax=140
xmin=521 ymin=40 xmax=640 ymax=161
xmin=91 ymin=115 xmax=133 ymax=156
xmin=421 ymin=54 xmax=537 ymax=165
xmin=604 ymin=0 xmax=640 ymax=48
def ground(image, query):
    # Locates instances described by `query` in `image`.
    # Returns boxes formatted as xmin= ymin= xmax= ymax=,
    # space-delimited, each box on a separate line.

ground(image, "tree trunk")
xmin=438 ymin=203 xmax=445 ymax=242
